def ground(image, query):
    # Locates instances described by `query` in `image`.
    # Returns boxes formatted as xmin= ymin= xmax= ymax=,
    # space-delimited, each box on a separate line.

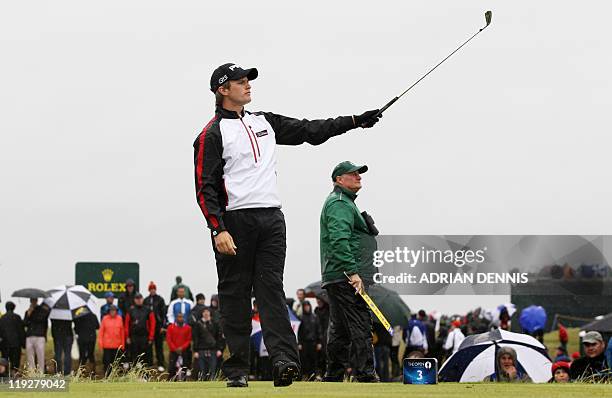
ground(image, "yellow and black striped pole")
xmin=344 ymin=272 xmax=393 ymax=336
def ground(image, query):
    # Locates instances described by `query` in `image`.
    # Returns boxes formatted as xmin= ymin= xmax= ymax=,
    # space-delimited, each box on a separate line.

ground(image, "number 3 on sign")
xmin=417 ymin=370 xmax=423 ymax=380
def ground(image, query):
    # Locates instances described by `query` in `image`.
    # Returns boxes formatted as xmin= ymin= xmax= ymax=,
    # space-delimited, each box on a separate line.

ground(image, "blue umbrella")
xmin=519 ymin=305 xmax=547 ymax=333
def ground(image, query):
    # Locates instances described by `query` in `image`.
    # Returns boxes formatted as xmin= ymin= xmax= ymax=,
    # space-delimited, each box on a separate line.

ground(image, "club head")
xmin=485 ymin=10 xmax=493 ymax=27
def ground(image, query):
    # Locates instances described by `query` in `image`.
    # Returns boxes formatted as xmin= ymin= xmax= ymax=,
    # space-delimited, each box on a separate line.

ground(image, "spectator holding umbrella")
xmin=166 ymin=312 xmax=192 ymax=380
xmin=519 ymin=305 xmax=546 ymax=344
xmin=144 ymin=281 xmax=166 ymax=371
xmin=570 ymin=331 xmax=609 ymax=381
xmin=101 ymin=292 xmax=122 ymax=319
xmin=23 ymin=298 xmax=49 ymax=372
xmin=50 ymin=317 xmax=74 ymax=375
xmin=124 ymin=293 xmax=155 ymax=366
xmin=99 ymin=305 xmax=125 ymax=375
xmin=73 ymin=309 xmax=99 ymax=372
xmin=193 ymin=308 xmax=224 ymax=380
xmin=0 ymin=301 xmax=25 ymax=372
xmin=484 ymin=347 xmax=532 ymax=382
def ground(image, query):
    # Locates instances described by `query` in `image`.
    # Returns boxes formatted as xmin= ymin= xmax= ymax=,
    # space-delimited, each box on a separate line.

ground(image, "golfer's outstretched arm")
xmin=264 ymin=110 xmax=380 ymax=146
xmin=193 ymin=123 xmax=226 ymax=234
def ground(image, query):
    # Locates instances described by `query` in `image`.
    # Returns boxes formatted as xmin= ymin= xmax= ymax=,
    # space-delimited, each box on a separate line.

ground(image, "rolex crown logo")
xmin=101 ymin=268 xmax=114 ymax=282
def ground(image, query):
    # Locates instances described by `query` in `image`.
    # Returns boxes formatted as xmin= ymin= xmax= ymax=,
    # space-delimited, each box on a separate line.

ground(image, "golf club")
xmin=364 ymin=10 xmax=493 ymax=125
xmin=344 ymin=272 xmax=393 ymax=335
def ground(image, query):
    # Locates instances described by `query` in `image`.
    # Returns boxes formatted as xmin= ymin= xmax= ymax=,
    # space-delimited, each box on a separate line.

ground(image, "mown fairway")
xmin=1 ymin=381 xmax=610 ymax=398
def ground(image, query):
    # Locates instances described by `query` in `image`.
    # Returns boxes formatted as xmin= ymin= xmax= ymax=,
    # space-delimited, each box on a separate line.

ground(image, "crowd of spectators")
xmin=0 ymin=280 xmax=610 ymax=383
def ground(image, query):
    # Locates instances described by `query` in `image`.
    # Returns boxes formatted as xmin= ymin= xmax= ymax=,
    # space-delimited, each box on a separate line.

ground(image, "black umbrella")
xmin=304 ymin=281 xmax=323 ymax=298
xmin=304 ymin=280 xmax=410 ymax=326
xmin=581 ymin=313 xmax=612 ymax=333
xmin=12 ymin=288 xmax=50 ymax=299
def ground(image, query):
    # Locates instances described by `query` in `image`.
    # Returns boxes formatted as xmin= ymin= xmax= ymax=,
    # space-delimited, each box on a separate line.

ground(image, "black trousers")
xmin=374 ymin=345 xmax=390 ymax=381
xmin=78 ymin=339 xmax=96 ymax=365
xmin=1 ymin=346 xmax=21 ymax=370
xmin=214 ymin=208 xmax=299 ymax=379
xmin=152 ymin=328 xmax=165 ymax=367
xmin=130 ymin=335 xmax=152 ymax=366
xmin=325 ymin=282 xmax=375 ymax=379
xmin=103 ymin=348 xmax=124 ymax=375
xmin=299 ymin=341 xmax=317 ymax=379
xmin=168 ymin=349 xmax=192 ymax=379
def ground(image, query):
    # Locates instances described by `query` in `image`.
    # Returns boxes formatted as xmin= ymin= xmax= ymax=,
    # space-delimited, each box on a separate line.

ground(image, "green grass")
xmin=21 ymin=326 xmax=582 ymax=378
xmin=543 ymin=327 xmax=580 ymax=358
xmin=1 ymin=381 xmax=610 ymax=398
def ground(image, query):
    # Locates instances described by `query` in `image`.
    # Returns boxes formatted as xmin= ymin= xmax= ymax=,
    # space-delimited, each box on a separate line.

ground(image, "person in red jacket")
xmin=99 ymin=305 xmax=125 ymax=375
xmin=166 ymin=312 xmax=192 ymax=380
xmin=124 ymin=293 xmax=156 ymax=367
xmin=558 ymin=323 xmax=568 ymax=351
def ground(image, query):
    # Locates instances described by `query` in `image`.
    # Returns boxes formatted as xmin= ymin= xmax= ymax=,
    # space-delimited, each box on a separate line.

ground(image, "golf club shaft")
xmin=369 ymin=11 xmax=492 ymax=122
xmin=344 ymin=272 xmax=393 ymax=335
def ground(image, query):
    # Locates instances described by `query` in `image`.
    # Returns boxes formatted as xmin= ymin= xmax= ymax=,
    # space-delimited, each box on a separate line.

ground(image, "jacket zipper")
xmin=248 ymin=125 xmax=261 ymax=157
xmin=239 ymin=117 xmax=258 ymax=163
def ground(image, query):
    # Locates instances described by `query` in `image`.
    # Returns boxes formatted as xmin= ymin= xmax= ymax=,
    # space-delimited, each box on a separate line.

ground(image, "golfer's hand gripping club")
xmin=354 ymin=109 xmax=382 ymax=128
xmin=344 ymin=272 xmax=394 ymax=336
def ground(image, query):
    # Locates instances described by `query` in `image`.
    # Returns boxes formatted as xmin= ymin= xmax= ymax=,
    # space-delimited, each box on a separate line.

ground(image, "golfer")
xmin=194 ymin=63 xmax=381 ymax=387
xmin=320 ymin=161 xmax=378 ymax=382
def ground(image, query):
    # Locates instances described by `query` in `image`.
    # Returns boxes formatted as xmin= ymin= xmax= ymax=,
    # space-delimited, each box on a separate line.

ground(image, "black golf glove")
xmin=354 ymin=109 xmax=382 ymax=128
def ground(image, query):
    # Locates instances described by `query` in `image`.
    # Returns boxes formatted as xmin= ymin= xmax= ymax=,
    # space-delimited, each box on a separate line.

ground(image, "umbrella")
xmin=44 ymin=285 xmax=99 ymax=321
xmin=304 ymin=281 xmax=323 ymax=298
xmin=251 ymin=305 xmax=299 ymax=357
xmin=581 ymin=312 xmax=612 ymax=333
xmin=519 ymin=305 xmax=547 ymax=333
xmin=12 ymin=288 xmax=49 ymax=299
xmin=439 ymin=329 xmax=552 ymax=383
xmin=303 ymin=281 xmax=410 ymax=326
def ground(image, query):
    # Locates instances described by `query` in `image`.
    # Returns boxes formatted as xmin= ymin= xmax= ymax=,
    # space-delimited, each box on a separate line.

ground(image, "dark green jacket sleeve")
xmin=325 ymin=201 xmax=358 ymax=274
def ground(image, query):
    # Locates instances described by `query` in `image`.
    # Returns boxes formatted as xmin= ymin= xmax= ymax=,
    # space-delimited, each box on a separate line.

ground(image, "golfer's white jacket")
xmin=194 ymin=107 xmax=355 ymax=234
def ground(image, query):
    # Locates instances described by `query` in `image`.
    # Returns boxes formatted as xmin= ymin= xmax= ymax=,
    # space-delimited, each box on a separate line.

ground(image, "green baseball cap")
xmin=331 ymin=161 xmax=368 ymax=181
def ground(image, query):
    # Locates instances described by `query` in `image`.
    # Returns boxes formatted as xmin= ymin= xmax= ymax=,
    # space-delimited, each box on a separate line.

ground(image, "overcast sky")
xmin=1 ymin=1 xmax=611 ymax=316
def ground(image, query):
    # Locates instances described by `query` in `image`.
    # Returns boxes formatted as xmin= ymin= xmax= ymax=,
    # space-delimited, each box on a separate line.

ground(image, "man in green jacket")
xmin=320 ymin=161 xmax=378 ymax=382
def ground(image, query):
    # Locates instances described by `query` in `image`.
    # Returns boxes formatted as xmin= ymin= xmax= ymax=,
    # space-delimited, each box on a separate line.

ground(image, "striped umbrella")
xmin=439 ymin=329 xmax=552 ymax=383
xmin=44 ymin=285 xmax=99 ymax=321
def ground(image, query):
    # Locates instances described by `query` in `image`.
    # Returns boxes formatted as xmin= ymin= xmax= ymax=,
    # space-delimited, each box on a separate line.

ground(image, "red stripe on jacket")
xmin=124 ymin=312 xmax=156 ymax=341
xmin=195 ymin=116 xmax=219 ymax=228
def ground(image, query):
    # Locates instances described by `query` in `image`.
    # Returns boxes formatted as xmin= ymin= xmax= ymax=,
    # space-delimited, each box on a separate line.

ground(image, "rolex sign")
xmin=75 ymin=262 xmax=139 ymax=298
